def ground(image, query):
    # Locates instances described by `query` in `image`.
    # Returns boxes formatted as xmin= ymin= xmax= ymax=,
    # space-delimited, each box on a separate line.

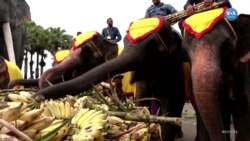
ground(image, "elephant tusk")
xmin=46 ymin=79 xmax=54 ymax=86
xmin=2 ymin=22 xmax=16 ymax=64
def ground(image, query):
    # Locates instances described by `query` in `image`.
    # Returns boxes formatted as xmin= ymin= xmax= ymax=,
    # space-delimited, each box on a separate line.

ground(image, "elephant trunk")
xmin=34 ymin=51 xmax=136 ymax=99
xmin=8 ymin=79 xmax=39 ymax=88
xmin=2 ymin=22 xmax=16 ymax=64
xmin=39 ymin=49 xmax=82 ymax=89
xmin=191 ymin=41 xmax=226 ymax=141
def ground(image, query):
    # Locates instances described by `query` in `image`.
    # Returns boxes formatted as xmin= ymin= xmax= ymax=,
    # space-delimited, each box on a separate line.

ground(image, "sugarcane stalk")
xmin=0 ymin=88 xmax=38 ymax=95
xmin=107 ymin=111 xmax=182 ymax=126
xmin=164 ymin=1 xmax=226 ymax=24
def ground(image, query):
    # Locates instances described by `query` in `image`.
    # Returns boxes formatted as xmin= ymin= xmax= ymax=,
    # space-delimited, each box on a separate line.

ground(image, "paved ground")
xmin=176 ymin=103 xmax=236 ymax=141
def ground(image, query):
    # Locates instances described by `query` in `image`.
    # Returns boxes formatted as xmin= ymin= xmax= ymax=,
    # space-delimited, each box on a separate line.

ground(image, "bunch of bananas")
xmin=70 ymin=108 xmax=108 ymax=141
xmin=43 ymin=99 xmax=74 ymax=119
xmin=0 ymin=90 xmax=163 ymax=141
xmin=7 ymin=91 xmax=40 ymax=109
xmin=34 ymin=119 xmax=70 ymax=141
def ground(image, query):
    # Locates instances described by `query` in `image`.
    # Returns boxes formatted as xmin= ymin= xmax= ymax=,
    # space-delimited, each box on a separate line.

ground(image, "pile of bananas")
xmin=0 ymin=90 xmax=161 ymax=141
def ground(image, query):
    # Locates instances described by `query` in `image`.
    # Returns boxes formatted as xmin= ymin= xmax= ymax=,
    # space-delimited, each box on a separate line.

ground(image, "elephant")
xmin=0 ymin=0 xmax=31 ymax=68
xmin=8 ymin=31 xmax=120 ymax=89
xmin=182 ymin=11 xmax=250 ymax=141
xmin=34 ymin=17 xmax=186 ymax=141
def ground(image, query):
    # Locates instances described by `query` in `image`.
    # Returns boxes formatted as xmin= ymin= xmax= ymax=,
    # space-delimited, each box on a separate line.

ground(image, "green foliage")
xmin=24 ymin=21 xmax=73 ymax=55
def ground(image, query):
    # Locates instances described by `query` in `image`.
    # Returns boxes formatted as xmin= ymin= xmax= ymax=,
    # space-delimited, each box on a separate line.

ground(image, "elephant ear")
xmin=8 ymin=0 xmax=31 ymax=27
xmin=235 ymin=14 xmax=250 ymax=62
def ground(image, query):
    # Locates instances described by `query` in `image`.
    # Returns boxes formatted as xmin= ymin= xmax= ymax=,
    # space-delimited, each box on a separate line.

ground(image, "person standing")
xmin=102 ymin=18 xmax=122 ymax=43
xmin=145 ymin=0 xmax=177 ymax=18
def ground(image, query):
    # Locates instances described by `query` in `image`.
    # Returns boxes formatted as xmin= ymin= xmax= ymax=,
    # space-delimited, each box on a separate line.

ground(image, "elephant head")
xmin=39 ymin=31 xmax=118 ymax=89
xmin=182 ymin=9 xmax=250 ymax=141
xmin=0 ymin=0 xmax=31 ymax=67
xmin=34 ymin=17 xmax=185 ymax=141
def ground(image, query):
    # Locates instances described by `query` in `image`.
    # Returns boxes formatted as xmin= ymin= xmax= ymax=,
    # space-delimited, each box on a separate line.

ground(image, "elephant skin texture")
xmin=182 ymin=14 xmax=250 ymax=141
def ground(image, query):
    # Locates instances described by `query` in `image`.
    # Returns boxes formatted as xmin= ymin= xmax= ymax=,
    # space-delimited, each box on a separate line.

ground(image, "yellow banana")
xmin=84 ymin=120 xmax=107 ymax=130
xmin=19 ymin=108 xmax=44 ymax=124
xmin=131 ymin=127 xmax=148 ymax=140
xmin=80 ymin=110 xmax=103 ymax=128
xmin=107 ymin=128 xmax=123 ymax=136
xmin=46 ymin=100 xmax=57 ymax=118
xmin=119 ymin=134 xmax=131 ymax=141
xmin=51 ymin=127 xmax=68 ymax=141
xmin=36 ymin=119 xmax=64 ymax=139
xmin=71 ymin=108 xmax=89 ymax=125
xmin=64 ymin=101 xmax=72 ymax=119
xmin=119 ymin=123 xmax=129 ymax=131
xmin=58 ymin=101 xmax=65 ymax=119
xmin=89 ymin=113 xmax=107 ymax=123
xmin=0 ymin=102 xmax=23 ymax=122
xmin=74 ymin=96 xmax=89 ymax=108
xmin=76 ymin=109 xmax=96 ymax=128
xmin=141 ymin=107 xmax=150 ymax=116
xmin=107 ymin=124 xmax=121 ymax=131
xmin=22 ymin=129 xmax=39 ymax=139
xmin=107 ymin=116 xmax=125 ymax=125
xmin=20 ymin=107 xmax=31 ymax=116
xmin=19 ymin=91 xmax=32 ymax=99
xmin=51 ymin=100 xmax=61 ymax=118
xmin=41 ymin=119 xmax=64 ymax=132
xmin=87 ymin=129 xmax=103 ymax=140
xmin=8 ymin=93 xmax=31 ymax=103
xmin=24 ymin=116 xmax=55 ymax=131
xmin=42 ymin=106 xmax=53 ymax=117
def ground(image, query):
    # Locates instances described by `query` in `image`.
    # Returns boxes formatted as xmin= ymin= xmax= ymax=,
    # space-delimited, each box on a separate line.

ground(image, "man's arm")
xmin=184 ymin=0 xmax=195 ymax=9
xmin=145 ymin=7 xmax=151 ymax=18
xmin=114 ymin=27 xmax=122 ymax=43
xmin=216 ymin=0 xmax=232 ymax=8
xmin=101 ymin=28 xmax=106 ymax=38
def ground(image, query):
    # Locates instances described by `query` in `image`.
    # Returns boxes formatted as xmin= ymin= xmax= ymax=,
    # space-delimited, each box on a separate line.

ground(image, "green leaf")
xmin=35 ymin=118 xmax=72 ymax=141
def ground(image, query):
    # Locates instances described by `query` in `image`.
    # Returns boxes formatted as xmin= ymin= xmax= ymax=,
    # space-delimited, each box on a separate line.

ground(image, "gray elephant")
xmin=182 ymin=10 xmax=250 ymax=141
xmin=0 ymin=0 xmax=31 ymax=68
xmin=34 ymin=17 xmax=186 ymax=141
xmin=8 ymin=31 xmax=119 ymax=89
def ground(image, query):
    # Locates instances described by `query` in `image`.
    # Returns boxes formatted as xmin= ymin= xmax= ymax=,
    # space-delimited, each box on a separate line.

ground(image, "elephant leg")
xmin=135 ymin=81 xmax=152 ymax=109
xmin=233 ymin=92 xmax=250 ymax=141
xmin=219 ymin=86 xmax=233 ymax=141
xmin=196 ymin=109 xmax=210 ymax=141
xmin=157 ymin=74 xmax=185 ymax=141
xmin=191 ymin=44 xmax=226 ymax=141
xmin=232 ymin=64 xmax=250 ymax=141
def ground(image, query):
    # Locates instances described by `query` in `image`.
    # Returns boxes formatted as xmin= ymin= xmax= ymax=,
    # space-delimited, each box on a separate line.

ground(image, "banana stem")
xmin=107 ymin=111 xmax=182 ymax=126
xmin=0 ymin=119 xmax=33 ymax=141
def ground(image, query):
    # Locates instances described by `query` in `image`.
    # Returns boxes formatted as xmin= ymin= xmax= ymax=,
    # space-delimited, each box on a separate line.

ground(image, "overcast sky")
xmin=25 ymin=0 xmax=249 ymax=44
xmin=23 ymin=0 xmax=249 ymax=74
